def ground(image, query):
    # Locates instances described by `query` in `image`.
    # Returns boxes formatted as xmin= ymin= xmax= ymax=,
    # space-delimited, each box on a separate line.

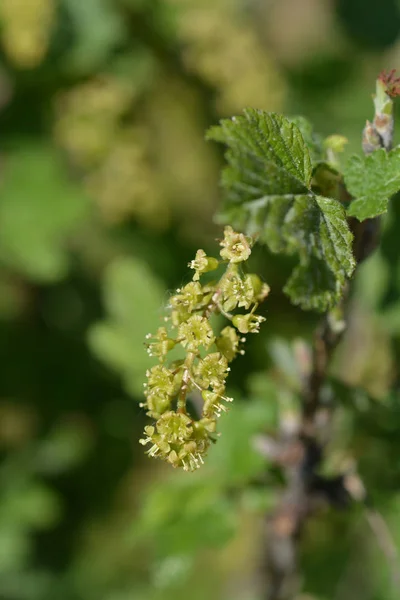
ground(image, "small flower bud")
xmin=373 ymin=113 xmax=394 ymax=152
xmin=374 ymin=77 xmax=393 ymax=115
xmin=244 ymin=274 xmax=270 ymax=303
xmin=323 ymin=135 xmax=348 ymax=153
xmin=145 ymin=390 xmax=172 ymax=419
xmin=170 ymin=309 xmax=190 ymax=328
xmin=146 ymin=327 xmax=176 ymax=361
xmin=189 ymin=249 xmax=219 ymax=281
xmin=194 ymin=418 xmax=217 ymax=434
xmin=363 ymin=76 xmax=396 ymax=153
xmin=202 ymin=390 xmax=233 ymax=418
xmin=215 ymin=326 xmax=240 ymax=361
xmin=362 ymin=121 xmax=381 ymax=155
xmin=232 ymin=313 xmax=266 ymax=334
xmin=170 ymin=282 xmax=203 ymax=312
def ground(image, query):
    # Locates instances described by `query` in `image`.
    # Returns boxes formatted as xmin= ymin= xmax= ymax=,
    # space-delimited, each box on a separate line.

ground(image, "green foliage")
xmin=34 ymin=421 xmax=93 ymax=474
xmin=344 ymin=147 xmax=400 ymax=221
xmin=0 ymin=422 xmax=91 ymax=600
xmin=137 ymin=476 xmax=237 ymax=557
xmin=206 ymin=396 xmax=275 ymax=485
xmin=207 ymin=109 xmax=355 ymax=311
xmin=88 ymin=256 xmax=165 ymax=396
xmin=2 ymin=2 xmax=400 ymax=599
xmin=0 ymin=145 xmax=89 ymax=281
xmin=287 ymin=115 xmax=324 ymax=163
xmin=1 ymin=481 xmax=60 ymax=531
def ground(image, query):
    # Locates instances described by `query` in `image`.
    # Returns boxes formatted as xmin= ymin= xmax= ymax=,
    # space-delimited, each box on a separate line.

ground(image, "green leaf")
xmin=344 ymin=147 xmax=400 ymax=221
xmin=136 ymin=477 xmax=236 ymax=556
xmin=1 ymin=482 xmax=61 ymax=530
xmin=206 ymin=398 xmax=273 ymax=485
xmin=34 ymin=423 xmax=93 ymax=475
xmin=87 ymin=257 xmax=165 ymax=397
xmin=0 ymin=145 xmax=89 ymax=282
xmin=207 ymin=109 xmax=355 ymax=311
xmin=207 ymin=110 xmax=312 ymax=194
xmin=287 ymin=115 xmax=324 ymax=163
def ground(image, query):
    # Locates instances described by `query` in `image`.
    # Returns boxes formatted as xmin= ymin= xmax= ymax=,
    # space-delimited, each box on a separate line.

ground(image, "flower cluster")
xmin=140 ymin=226 xmax=269 ymax=471
xmin=0 ymin=0 xmax=55 ymax=68
xmin=53 ymin=80 xmax=165 ymax=227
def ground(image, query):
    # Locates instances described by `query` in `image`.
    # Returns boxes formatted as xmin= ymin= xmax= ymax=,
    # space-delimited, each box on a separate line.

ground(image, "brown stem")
xmin=262 ymin=170 xmax=383 ymax=600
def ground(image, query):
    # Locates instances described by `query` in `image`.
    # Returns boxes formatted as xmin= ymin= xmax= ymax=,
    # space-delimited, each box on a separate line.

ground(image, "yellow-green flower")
xmin=178 ymin=315 xmax=215 ymax=351
xmin=222 ymin=272 xmax=260 ymax=311
xmin=144 ymin=390 xmax=172 ymax=419
xmin=156 ymin=411 xmax=193 ymax=444
xmin=215 ymin=326 xmax=240 ymax=361
xmin=196 ymin=352 xmax=229 ymax=390
xmin=139 ymin=425 xmax=171 ymax=458
xmin=189 ymin=249 xmax=219 ymax=281
xmin=202 ymin=390 xmax=233 ymax=418
xmin=220 ymin=226 xmax=251 ymax=263
xmin=146 ymin=327 xmax=176 ymax=361
xmin=232 ymin=313 xmax=266 ymax=334
xmin=146 ymin=364 xmax=175 ymax=395
xmin=170 ymin=282 xmax=203 ymax=312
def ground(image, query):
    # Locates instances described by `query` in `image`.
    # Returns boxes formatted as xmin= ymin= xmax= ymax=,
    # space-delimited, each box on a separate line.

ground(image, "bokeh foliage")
xmin=1 ymin=1 xmax=400 ymax=599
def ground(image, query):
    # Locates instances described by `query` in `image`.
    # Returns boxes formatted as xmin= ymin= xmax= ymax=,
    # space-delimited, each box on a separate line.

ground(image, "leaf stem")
xmin=177 ymin=352 xmax=196 ymax=414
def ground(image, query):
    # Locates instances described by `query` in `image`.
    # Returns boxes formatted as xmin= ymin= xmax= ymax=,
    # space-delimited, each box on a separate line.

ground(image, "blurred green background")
xmin=2 ymin=1 xmax=400 ymax=599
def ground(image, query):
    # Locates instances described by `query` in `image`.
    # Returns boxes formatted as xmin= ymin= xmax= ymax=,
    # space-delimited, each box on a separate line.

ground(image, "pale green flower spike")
xmin=140 ymin=226 xmax=269 ymax=471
